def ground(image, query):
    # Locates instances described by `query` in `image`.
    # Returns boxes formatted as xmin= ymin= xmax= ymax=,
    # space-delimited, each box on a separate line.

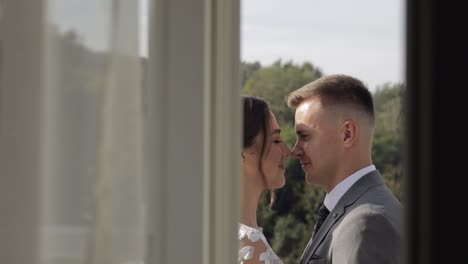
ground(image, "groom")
xmin=287 ymin=74 xmax=402 ymax=264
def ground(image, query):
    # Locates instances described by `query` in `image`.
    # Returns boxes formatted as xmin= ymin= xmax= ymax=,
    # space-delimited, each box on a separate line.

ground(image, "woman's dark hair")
xmin=243 ymin=95 xmax=271 ymax=153
xmin=242 ymin=95 xmax=275 ymax=207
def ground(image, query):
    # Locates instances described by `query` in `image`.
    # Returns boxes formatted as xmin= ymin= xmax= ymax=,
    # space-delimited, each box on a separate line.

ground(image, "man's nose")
xmin=291 ymin=142 xmax=301 ymax=157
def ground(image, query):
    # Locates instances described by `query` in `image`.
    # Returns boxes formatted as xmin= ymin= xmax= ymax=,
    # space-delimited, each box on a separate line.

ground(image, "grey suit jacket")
xmin=300 ymin=170 xmax=402 ymax=264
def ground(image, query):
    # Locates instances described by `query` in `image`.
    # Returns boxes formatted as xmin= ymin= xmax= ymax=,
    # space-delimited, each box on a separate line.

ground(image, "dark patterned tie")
xmin=312 ymin=203 xmax=330 ymax=239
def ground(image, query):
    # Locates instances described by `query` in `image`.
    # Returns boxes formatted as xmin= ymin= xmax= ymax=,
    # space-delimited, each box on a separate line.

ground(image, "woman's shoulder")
xmin=238 ymin=223 xmax=265 ymax=242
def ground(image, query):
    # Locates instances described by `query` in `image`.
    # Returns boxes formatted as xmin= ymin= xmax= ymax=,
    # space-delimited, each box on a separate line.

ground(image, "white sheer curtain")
xmin=1 ymin=0 xmax=239 ymax=263
xmin=40 ymin=0 xmax=145 ymax=263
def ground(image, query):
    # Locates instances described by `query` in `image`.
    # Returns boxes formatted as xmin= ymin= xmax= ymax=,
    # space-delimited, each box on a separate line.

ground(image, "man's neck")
xmin=325 ymin=157 xmax=372 ymax=193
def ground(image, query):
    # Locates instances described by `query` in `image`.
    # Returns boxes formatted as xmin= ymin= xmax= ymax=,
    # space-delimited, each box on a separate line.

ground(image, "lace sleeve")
xmin=238 ymin=223 xmax=284 ymax=264
xmin=238 ymin=227 xmax=267 ymax=264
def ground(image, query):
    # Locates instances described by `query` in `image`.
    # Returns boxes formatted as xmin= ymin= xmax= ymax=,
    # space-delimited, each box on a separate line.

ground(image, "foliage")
xmin=241 ymin=61 xmax=262 ymax=87
xmin=372 ymin=83 xmax=405 ymax=202
xmin=242 ymin=60 xmax=323 ymax=127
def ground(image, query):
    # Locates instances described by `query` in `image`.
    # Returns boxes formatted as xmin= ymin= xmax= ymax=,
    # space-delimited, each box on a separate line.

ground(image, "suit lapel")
xmin=301 ymin=203 xmax=345 ymax=263
xmin=300 ymin=171 xmax=385 ymax=263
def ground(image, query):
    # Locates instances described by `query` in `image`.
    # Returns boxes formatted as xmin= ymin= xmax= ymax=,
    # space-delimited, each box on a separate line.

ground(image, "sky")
xmin=241 ymin=0 xmax=405 ymax=90
xmin=49 ymin=0 xmax=405 ymax=90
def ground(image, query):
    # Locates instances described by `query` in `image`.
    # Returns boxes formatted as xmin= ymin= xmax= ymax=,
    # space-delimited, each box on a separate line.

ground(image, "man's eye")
xmin=273 ymin=140 xmax=282 ymax=144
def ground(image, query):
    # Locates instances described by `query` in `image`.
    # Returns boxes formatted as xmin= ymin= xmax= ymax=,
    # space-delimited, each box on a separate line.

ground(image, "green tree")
xmin=241 ymin=61 xmax=262 ymax=87
xmin=372 ymin=83 xmax=405 ymax=201
xmin=242 ymin=60 xmax=322 ymax=127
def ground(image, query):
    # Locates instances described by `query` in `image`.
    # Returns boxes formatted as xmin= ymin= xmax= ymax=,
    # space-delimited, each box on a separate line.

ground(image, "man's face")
xmin=291 ymin=97 xmax=342 ymax=186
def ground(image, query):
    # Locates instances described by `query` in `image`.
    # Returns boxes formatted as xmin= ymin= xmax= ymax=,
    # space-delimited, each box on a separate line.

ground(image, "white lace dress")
xmin=238 ymin=223 xmax=284 ymax=264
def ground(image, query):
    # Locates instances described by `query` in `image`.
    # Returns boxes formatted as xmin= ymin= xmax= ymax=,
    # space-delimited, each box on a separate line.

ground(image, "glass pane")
xmin=240 ymin=0 xmax=405 ymax=263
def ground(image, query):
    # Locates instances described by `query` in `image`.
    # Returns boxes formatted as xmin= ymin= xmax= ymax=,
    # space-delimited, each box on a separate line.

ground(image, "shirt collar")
xmin=323 ymin=164 xmax=376 ymax=211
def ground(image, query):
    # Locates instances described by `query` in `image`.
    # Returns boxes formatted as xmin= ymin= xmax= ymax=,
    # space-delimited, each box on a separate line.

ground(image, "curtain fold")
xmin=40 ymin=1 xmax=145 ymax=263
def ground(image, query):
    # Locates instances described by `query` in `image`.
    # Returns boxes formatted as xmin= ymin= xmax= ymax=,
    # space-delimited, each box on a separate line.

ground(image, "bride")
xmin=239 ymin=96 xmax=291 ymax=264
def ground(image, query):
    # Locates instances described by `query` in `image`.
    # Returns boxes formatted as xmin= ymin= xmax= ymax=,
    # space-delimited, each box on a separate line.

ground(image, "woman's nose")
xmin=283 ymin=143 xmax=292 ymax=157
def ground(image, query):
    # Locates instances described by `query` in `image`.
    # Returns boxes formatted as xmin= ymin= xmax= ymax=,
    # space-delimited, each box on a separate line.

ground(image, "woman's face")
xmin=259 ymin=112 xmax=291 ymax=189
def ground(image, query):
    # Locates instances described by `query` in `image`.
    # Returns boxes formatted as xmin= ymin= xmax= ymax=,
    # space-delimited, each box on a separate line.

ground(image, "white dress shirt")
xmin=323 ymin=165 xmax=376 ymax=211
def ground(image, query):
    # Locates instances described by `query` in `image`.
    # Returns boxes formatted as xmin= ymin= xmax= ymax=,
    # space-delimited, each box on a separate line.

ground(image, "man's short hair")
xmin=287 ymin=74 xmax=374 ymax=122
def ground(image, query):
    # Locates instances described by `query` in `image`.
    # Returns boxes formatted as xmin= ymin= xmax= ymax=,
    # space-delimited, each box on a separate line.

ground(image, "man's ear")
xmin=342 ymin=120 xmax=358 ymax=147
xmin=241 ymin=152 xmax=246 ymax=163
